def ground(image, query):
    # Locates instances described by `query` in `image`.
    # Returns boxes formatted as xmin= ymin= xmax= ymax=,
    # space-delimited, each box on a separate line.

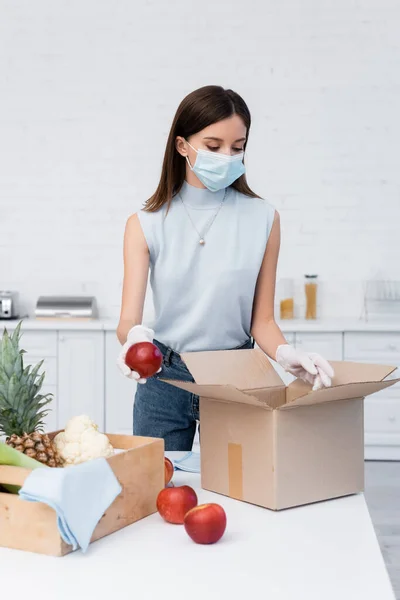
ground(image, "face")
xmin=176 ymin=114 xmax=247 ymax=170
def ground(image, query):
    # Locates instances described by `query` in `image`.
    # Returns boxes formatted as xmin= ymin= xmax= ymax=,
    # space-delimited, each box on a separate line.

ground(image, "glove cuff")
xmin=126 ymin=324 xmax=154 ymax=345
xmin=275 ymin=343 xmax=292 ymax=362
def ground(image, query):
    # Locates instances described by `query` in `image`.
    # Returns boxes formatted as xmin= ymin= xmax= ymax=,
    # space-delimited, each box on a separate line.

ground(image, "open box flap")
xmin=179 ymin=348 xmax=285 ymax=390
xmin=325 ymin=361 xmax=398 ymax=385
xmin=283 ymin=360 xmax=399 ymax=407
xmin=281 ymin=378 xmax=400 ymax=410
xmin=160 ymin=379 xmax=281 ymax=409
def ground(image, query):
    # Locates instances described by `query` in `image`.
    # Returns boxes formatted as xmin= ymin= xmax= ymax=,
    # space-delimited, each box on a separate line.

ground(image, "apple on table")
xmin=157 ymin=485 xmax=198 ymax=524
xmin=156 ymin=484 xmax=227 ymax=545
xmin=184 ymin=503 xmax=227 ymax=544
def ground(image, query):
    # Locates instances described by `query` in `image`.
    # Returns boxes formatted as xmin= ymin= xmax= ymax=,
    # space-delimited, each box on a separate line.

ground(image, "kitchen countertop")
xmin=0 ymin=470 xmax=395 ymax=600
xmin=2 ymin=316 xmax=400 ymax=332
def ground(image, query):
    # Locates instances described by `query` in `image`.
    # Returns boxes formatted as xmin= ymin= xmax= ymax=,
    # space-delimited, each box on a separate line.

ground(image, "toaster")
xmin=0 ymin=291 xmax=19 ymax=320
xmin=35 ymin=296 xmax=98 ymax=319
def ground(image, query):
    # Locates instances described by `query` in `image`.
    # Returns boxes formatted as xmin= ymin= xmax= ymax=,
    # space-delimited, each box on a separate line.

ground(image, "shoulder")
xmin=231 ymin=188 xmax=276 ymax=211
xmin=126 ymin=205 xmax=167 ymax=256
xmin=125 ymin=212 xmax=141 ymax=234
xmin=130 ymin=205 xmax=164 ymax=229
xmin=231 ymin=188 xmax=278 ymax=225
xmin=123 ymin=213 xmax=148 ymax=249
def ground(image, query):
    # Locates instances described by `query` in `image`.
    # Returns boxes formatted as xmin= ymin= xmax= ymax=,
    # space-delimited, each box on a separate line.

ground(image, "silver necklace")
xmin=179 ymin=188 xmax=227 ymax=246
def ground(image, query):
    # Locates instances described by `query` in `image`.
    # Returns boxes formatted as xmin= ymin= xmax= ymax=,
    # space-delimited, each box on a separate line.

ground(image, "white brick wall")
xmin=0 ymin=0 xmax=399 ymax=320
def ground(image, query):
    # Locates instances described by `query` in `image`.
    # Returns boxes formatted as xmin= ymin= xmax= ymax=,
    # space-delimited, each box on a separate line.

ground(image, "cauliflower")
xmin=63 ymin=414 xmax=98 ymax=442
xmin=54 ymin=414 xmax=114 ymax=466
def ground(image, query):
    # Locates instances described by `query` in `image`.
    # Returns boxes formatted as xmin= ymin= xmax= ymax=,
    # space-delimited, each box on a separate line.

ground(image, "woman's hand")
xmin=276 ymin=344 xmax=335 ymax=390
xmin=117 ymin=324 xmax=158 ymax=384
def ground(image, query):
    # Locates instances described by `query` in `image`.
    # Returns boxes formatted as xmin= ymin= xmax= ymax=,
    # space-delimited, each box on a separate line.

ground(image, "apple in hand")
xmin=184 ymin=503 xmax=227 ymax=544
xmin=156 ymin=485 xmax=198 ymax=524
xmin=164 ymin=457 xmax=174 ymax=486
xmin=125 ymin=342 xmax=162 ymax=379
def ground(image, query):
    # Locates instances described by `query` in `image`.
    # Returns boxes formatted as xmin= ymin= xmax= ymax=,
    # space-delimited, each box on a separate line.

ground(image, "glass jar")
xmin=305 ymin=275 xmax=318 ymax=319
xmin=279 ymin=278 xmax=294 ymax=320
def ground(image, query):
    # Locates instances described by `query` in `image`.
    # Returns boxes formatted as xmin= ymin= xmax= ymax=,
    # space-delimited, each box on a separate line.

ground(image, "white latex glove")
xmin=117 ymin=325 xmax=160 ymax=384
xmin=275 ymin=344 xmax=335 ymax=391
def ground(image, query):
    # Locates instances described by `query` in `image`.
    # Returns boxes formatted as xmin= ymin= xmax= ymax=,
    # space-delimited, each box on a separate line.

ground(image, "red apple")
xmin=125 ymin=342 xmax=162 ymax=379
xmin=164 ymin=457 xmax=174 ymax=486
xmin=184 ymin=503 xmax=227 ymax=544
xmin=156 ymin=485 xmax=198 ymax=524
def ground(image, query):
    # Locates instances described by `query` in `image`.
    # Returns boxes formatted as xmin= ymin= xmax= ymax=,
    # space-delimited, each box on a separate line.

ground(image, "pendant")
xmin=199 ymin=239 xmax=205 ymax=245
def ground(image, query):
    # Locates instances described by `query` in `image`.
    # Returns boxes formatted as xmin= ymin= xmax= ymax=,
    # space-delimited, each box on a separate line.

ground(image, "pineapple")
xmin=0 ymin=321 xmax=63 ymax=467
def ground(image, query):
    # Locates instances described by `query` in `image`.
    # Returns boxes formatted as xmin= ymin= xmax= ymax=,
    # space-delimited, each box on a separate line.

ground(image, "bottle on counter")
xmin=305 ymin=275 xmax=318 ymax=319
xmin=279 ymin=278 xmax=295 ymax=320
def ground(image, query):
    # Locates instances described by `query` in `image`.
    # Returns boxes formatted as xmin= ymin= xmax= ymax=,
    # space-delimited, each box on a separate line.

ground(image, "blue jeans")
xmin=132 ymin=337 xmax=254 ymax=450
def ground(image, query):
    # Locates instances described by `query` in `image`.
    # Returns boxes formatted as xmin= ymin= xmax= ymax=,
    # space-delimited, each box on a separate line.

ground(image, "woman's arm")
xmin=251 ymin=210 xmax=334 ymax=389
xmin=116 ymin=213 xmax=150 ymax=345
xmin=250 ymin=210 xmax=287 ymax=360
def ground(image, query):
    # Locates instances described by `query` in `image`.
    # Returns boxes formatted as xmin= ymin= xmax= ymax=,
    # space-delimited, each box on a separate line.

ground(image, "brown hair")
xmin=143 ymin=85 xmax=260 ymax=212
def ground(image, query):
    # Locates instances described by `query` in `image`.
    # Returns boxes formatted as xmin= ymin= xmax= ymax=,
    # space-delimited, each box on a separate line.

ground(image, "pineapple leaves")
xmin=0 ymin=367 xmax=8 ymax=399
xmin=11 ymin=320 xmax=23 ymax=351
xmin=0 ymin=321 xmax=53 ymax=437
xmin=1 ymin=331 xmax=15 ymax=379
xmin=34 ymin=371 xmax=46 ymax=395
xmin=13 ymin=353 xmax=23 ymax=379
xmin=1 ymin=322 xmax=25 ymax=379
xmin=29 ymin=360 xmax=44 ymax=383
xmin=7 ymin=373 xmax=21 ymax=408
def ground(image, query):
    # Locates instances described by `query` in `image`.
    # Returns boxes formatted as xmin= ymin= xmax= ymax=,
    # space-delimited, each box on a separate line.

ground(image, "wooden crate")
xmin=0 ymin=433 xmax=164 ymax=556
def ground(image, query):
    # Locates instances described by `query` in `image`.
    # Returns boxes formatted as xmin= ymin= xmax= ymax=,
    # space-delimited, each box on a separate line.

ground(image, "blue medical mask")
xmin=186 ymin=141 xmax=246 ymax=192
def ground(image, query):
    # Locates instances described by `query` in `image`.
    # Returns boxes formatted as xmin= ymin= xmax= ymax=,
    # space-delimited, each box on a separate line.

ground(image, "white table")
xmin=0 ymin=471 xmax=395 ymax=600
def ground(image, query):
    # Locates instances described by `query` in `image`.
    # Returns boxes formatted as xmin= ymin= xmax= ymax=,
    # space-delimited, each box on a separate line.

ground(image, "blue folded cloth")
xmin=166 ymin=451 xmax=201 ymax=473
xmin=19 ymin=457 xmax=122 ymax=552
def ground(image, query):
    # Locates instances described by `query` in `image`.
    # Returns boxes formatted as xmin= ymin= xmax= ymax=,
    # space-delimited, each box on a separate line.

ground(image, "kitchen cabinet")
xmin=18 ymin=331 xmax=58 ymax=432
xmin=104 ymin=332 xmax=136 ymax=435
xmin=344 ymin=332 xmax=400 ymax=460
xmin=57 ymin=331 xmax=105 ymax=430
xmin=344 ymin=332 xmax=400 ymax=362
xmin=294 ymin=332 xmax=343 ymax=361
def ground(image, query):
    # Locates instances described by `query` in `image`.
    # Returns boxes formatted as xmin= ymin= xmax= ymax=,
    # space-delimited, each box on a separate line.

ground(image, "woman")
xmin=116 ymin=85 xmax=334 ymax=450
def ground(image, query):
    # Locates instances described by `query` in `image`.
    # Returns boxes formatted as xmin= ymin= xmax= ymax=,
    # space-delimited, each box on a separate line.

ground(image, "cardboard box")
xmin=163 ymin=349 xmax=399 ymax=510
xmin=0 ymin=434 xmax=164 ymax=556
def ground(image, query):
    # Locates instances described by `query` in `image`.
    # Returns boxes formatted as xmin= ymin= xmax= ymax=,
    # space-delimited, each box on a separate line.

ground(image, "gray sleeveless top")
xmin=137 ymin=181 xmax=276 ymax=353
